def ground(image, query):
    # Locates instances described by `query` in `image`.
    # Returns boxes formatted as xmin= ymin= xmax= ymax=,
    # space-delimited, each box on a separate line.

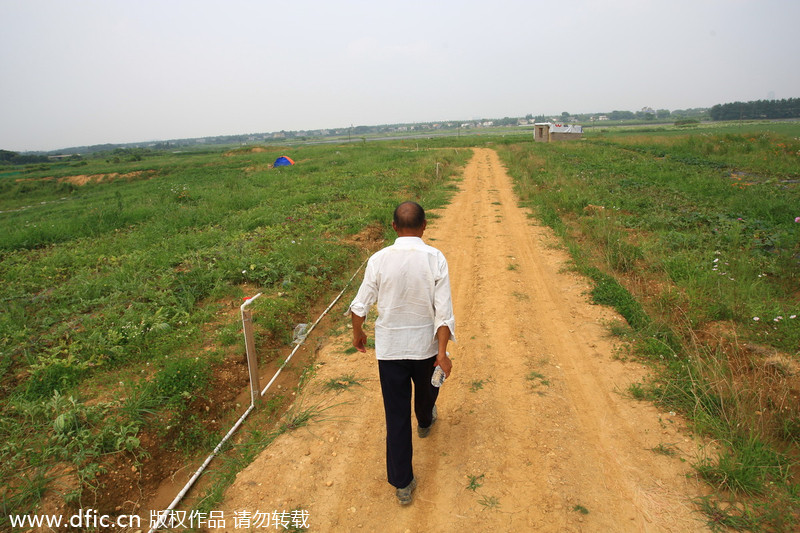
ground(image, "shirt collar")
xmin=394 ymin=236 xmax=424 ymax=245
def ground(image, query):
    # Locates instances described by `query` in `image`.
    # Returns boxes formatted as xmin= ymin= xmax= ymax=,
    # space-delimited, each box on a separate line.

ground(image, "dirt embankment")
xmin=16 ymin=170 xmax=156 ymax=186
xmin=210 ymin=148 xmax=710 ymax=532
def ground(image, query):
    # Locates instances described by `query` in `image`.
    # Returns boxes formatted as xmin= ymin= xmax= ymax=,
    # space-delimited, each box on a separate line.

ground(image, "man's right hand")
xmin=353 ymin=329 xmax=367 ymax=353
xmin=351 ymin=312 xmax=367 ymax=352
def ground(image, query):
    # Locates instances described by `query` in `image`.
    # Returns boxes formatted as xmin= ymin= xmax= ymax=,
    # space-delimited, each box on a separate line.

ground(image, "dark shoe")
xmin=418 ymin=405 xmax=437 ymax=438
xmin=396 ymin=477 xmax=417 ymax=505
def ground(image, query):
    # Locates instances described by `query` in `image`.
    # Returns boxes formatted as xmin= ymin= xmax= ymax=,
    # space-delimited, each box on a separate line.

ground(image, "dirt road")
xmin=213 ymin=148 xmax=709 ymax=532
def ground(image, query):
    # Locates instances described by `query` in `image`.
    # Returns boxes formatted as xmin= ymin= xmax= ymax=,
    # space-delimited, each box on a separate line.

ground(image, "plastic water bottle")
xmin=431 ymin=366 xmax=446 ymax=387
xmin=292 ymin=323 xmax=309 ymax=344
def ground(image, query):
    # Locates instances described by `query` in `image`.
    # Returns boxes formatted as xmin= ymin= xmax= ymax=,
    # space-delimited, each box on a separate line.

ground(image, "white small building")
xmin=534 ymin=123 xmax=583 ymax=142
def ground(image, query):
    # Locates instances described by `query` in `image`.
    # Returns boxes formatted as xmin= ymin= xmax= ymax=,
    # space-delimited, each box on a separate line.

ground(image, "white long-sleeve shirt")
xmin=349 ymin=236 xmax=456 ymax=360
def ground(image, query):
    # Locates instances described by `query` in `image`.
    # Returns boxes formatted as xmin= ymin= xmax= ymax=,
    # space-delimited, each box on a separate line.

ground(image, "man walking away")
xmin=349 ymin=201 xmax=455 ymax=505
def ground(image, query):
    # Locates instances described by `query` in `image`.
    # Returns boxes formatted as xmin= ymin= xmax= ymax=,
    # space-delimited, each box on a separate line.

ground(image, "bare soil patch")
xmin=16 ymin=170 xmax=156 ymax=186
xmin=223 ymin=147 xmax=270 ymax=157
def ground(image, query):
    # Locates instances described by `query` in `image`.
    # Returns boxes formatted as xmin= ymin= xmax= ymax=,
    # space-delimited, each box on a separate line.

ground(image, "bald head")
xmin=393 ymin=201 xmax=426 ymax=232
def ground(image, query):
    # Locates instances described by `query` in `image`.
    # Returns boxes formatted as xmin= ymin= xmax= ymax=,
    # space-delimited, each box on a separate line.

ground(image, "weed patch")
xmin=467 ymin=473 xmax=485 ymax=491
xmin=478 ymin=494 xmax=501 ymax=510
xmin=470 ymin=379 xmax=487 ymax=392
xmin=323 ymin=374 xmax=362 ymax=392
xmin=526 ymin=371 xmax=550 ymax=389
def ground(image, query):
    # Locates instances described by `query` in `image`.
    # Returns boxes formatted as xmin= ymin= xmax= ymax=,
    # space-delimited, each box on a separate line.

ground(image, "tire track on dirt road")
xmin=212 ymin=148 xmax=709 ymax=532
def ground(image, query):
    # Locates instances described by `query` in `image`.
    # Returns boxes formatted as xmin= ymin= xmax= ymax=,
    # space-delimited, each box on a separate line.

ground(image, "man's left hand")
xmin=435 ymin=352 xmax=452 ymax=378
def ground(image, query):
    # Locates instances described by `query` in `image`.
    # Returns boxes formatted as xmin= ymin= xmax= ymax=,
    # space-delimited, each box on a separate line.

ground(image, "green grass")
xmin=278 ymin=403 xmax=324 ymax=433
xmin=469 ymin=379 xmax=486 ymax=392
xmin=651 ymin=443 xmax=677 ymax=457
xmin=0 ymin=140 xmax=470 ymax=522
xmin=478 ymin=494 xmax=501 ymax=510
xmin=573 ymin=504 xmax=589 ymax=515
xmin=466 ymin=473 xmax=485 ymax=491
xmin=526 ymin=371 xmax=550 ymax=388
xmin=497 ymin=121 xmax=800 ymax=530
xmin=322 ymin=374 xmax=362 ymax=392
xmin=694 ymin=434 xmax=791 ymax=496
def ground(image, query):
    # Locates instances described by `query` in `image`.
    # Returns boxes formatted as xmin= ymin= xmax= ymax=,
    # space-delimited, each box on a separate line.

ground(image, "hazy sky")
xmin=2 ymin=0 xmax=798 ymax=152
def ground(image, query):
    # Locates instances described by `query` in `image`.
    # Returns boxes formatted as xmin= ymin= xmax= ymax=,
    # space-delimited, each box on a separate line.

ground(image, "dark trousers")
xmin=378 ymin=356 xmax=439 ymax=488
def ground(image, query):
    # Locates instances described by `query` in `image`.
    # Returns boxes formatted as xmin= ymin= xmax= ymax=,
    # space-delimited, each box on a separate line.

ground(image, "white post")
xmin=240 ymin=293 xmax=263 ymax=407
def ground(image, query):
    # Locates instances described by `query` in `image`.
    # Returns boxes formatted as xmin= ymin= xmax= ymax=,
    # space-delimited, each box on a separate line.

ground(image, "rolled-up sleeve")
xmin=348 ymin=259 xmax=378 ymax=318
xmin=433 ymin=254 xmax=456 ymax=342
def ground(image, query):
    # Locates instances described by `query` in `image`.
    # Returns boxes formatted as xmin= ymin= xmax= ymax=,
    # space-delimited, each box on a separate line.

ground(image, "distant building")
xmin=534 ymin=123 xmax=583 ymax=142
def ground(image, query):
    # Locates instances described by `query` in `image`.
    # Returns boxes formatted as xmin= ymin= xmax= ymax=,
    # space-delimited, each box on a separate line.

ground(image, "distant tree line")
xmin=709 ymin=98 xmax=800 ymax=121
xmin=534 ymin=108 xmax=709 ymax=124
xmin=0 ymin=149 xmax=50 ymax=165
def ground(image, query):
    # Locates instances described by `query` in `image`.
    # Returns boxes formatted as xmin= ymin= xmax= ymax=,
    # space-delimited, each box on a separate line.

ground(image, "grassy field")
xmin=0 ymin=142 xmax=469 ymax=521
xmin=2 ymin=121 xmax=798 ymax=529
xmin=496 ymin=121 xmax=800 ymax=530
